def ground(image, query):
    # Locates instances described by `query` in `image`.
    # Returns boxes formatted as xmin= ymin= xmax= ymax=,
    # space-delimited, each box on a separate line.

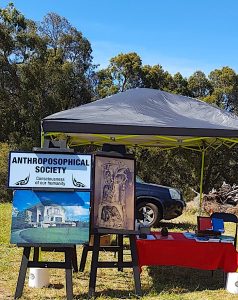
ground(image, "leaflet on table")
xmin=136 ymin=234 xmax=156 ymax=240
xmin=219 ymin=235 xmax=234 ymax=243
xmin=195 ymin=237 xmax=209 ymax=242
xmin=207 ymin=238 xmax=220 ymax=242
xmin=194 ymin=235 xmax=234 ymax=243
xmin=183 ymin=232 xmax=196 ymax=239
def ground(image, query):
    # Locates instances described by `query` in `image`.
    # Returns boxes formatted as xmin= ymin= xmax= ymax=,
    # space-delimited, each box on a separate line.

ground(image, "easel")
xmin=85 ymin=147 xmax=142 ymax=297
xmin=14 ymin=244 xmax=78 ymax=300
xmin=87 ymin=228 xmax=142 ymax=298
xmin=79 ymin=234 xmax=124 ymax=272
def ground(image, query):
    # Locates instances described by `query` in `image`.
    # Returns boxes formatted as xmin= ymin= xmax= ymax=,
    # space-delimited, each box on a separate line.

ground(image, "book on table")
xmin=197 ymin=216 xmax=213 ymax=231
xmin=219 ymin=235 xmax=234 ymax=243
xmin=212 ymin=218 xmax=225 ymax=233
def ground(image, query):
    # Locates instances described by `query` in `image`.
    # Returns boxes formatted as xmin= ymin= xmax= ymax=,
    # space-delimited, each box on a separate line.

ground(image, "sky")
xmin=13 ymin=190 xmax=90 ymax=214
xmin=1 ymin=0 xmax=238 ymax=77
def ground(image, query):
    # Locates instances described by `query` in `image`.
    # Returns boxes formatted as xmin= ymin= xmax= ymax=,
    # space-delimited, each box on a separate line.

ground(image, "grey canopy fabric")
xmin=42 ymin=88 xmax=238 ymax=148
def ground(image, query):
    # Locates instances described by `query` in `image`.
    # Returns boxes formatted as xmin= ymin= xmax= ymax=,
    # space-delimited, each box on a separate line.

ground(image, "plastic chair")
xmin=210 ymin=212 xmax=238 ymax=248
xmin=210 ymin=212 xmax=238 ymax=285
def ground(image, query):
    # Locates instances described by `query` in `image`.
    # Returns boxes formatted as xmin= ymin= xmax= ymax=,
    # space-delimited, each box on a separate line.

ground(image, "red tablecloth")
xmin=136 ymin=232 xmax=238 ymax=273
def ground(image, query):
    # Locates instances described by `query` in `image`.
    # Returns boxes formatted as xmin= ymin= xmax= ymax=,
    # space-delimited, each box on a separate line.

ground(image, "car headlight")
xmin=169 ymin=188 xmax=181 ymax=200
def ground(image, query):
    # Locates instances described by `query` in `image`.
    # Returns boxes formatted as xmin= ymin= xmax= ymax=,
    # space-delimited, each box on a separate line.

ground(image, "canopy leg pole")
xmin=40 ymin=122 xmax=45 ymax=148
xmin=199 ymin=149 xmax=205 ymax=214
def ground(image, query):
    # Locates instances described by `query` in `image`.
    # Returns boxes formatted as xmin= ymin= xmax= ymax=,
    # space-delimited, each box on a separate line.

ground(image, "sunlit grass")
xmin=0 ymin=202 xmax=238 ymax=299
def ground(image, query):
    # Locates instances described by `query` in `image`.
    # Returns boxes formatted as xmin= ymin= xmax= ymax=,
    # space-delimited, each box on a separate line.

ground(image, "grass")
xmin=11 ymin=227 xmax=89 ymax=244
xmin=1 ymin=202 xmax=238 ymax=299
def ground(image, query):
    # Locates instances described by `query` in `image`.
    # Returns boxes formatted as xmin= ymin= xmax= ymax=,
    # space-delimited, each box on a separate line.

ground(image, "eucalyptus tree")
xmin=95 ymin=52 xmax=142 ymax=98
xmin=141 ymin=64 xmax=173 ymax=91
xmin=0 ymin=3 xmax=43 ymax=144
xmin=0 ymin=4 xmax=95 ymax=147
xmin=95 ymin=68 xmax=119 ymax=99
xmin=172 ymin=72 xmax=189 ymax=96
xmin=188 ymin=71 xmax=212 ymax=99
xmin=206 ymin=67 xmax=238 ymax=112
xmin=108 ymin=52 xmax=142 ymax=92
xmin=39 ymin=12 xmax=94 ymax=109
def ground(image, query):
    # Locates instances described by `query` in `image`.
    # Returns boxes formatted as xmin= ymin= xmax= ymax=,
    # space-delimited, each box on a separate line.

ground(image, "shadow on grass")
xmin=74 ymin=268 xmax=224 ymax=299
xmin=146 ymin=265 xmax=224 ymax=294
xmin=39 ymin=267 xmax=225 ymax=299
xmin=48 ymin=283 xmax=64 ymax=290
xmin=78 ymin=289 xmax=139 ymax=299
xmin=157 ymin=221 xmax=197 ymax=231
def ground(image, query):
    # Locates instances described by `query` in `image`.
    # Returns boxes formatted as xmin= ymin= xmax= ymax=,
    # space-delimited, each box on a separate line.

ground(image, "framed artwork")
xmin=11 ymin=190 xmax=90 ymax=245
xmin=93 ymin=155 xmax=135 ymax=231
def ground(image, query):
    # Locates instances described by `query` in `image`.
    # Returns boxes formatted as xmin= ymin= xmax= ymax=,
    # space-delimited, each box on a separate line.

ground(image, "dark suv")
xmin=136 ymin=176 xmax=186 ymax=227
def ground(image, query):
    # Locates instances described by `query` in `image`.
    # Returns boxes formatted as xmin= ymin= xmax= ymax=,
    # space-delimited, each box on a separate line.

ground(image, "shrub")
xmin=0 ymin=143 xmax=12 ymax=202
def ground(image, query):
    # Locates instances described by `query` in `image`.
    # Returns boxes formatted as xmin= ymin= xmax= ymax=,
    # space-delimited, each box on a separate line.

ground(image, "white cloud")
xmin=65 ymin=206 xmax=89 ymax=217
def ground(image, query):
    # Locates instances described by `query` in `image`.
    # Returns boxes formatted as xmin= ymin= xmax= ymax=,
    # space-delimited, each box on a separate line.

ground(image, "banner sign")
xmin=8 ymin=151 xmax=92 ymax=190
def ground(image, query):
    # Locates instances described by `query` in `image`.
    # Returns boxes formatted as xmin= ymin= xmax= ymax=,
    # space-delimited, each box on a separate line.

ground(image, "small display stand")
xmin=14 ymin=244 xmax=78 ymax=300
xmin=87 ymin=228 xmax=142 ymax=298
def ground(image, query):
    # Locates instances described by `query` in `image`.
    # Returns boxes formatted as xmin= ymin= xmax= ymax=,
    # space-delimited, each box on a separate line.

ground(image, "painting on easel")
xmin=11 ymin=190 xmax=90 ymax=244
xmin=93 ymin=155 xmax=135 ymax=231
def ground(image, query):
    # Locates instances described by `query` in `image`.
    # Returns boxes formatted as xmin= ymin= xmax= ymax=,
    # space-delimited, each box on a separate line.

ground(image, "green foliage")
xmin=172 ymin=72 xmax=189 ymax=95
xmin=95 ymin=68 xmax=119 ymax=98
xmin=201 ymin=146 xmax=238 ymax=193
xmin=0 ymin=143 xmax=12 ymax=202
xmin=0 ymin=4 xmax=94 ymax=147
xmin=207 ymin=67 xmax=238 ymax=111
xmin=141 ymin=64 xmax=174 ymax=91
xmin=188 ymin=71 xmax=212 ymax=99
xmin=134 ymin=147 xmax=201 ymax=200
xmin=109 ymin=52 xmax=142 ymax=91
xmin=95 ymin=52 xmax=142 ymax=97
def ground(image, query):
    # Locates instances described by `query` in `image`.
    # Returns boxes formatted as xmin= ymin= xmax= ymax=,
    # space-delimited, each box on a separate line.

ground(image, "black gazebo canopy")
xmin=42 ymin=88 xmax=238 ymax=148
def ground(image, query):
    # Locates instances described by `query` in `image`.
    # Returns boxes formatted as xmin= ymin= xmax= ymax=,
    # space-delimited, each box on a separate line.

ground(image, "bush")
xmin=0 ymin=143 xmax=12 ymax=202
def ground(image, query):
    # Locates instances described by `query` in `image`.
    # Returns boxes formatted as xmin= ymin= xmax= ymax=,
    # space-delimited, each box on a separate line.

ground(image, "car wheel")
xmin=137 ymin=202 xmax=161 ymax=227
